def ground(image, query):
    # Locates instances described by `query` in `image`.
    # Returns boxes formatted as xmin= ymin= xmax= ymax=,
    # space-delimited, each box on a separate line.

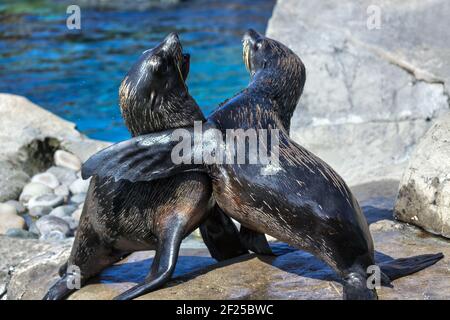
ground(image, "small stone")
xmin=0 ymin=203 xmax=25 ymax=234
xmin=31 ymin=172 xmax=59 ymax=189
xmin=28 ymin=194 xmax=64 ymax=209
xmin=61 ymin=216 xmax=78 ymax=230
xmin=19 ymin=182 xmax=53 ymax=203
xmin=28 ymin=221 xmax=40 ymax=236
xmin=28 ymin=206 xmax=52 ymax=217
xmin=54 ymin=150 xmax=82 ymax=171
xmin=36 ymin=215 xmax=70 ymax=237
xmin=70 ymin=193 xmax=86 ymax=205
xmin=50 ymin=205 xmax=77 ymax=218
xmin=5 ymin=200 xmax=26 ymax=214
xmin=370 ymin=219 xmax=404 ymax=233
xmin=72 ymin=208 xmax=82 ymax=222
xmin=46 ymin=166 xmax=77 ymax=186
xmin=5 ymin=228 xmax=39 ymax=239
xmin=69 ymin=178 xmax=90 ymax=194
xmin=40 ymin=230 xmax=67 ymax=242
xmin=54 ymin=184 xmax=70 ymax=198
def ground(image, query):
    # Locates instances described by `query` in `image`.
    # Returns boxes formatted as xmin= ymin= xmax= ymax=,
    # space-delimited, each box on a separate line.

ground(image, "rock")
xmin=5 ymin=228 xmax=39 ymax=239
xmin=28 ymin=206 xmax=52 ymax=218
xmin=369 ymin=219 xmax=404 ymax=233
xmin=5 ymin=200 xmax=26 ymax=214
xmin=31 ymin=172 xmax=59 ymax=189
xmin=69 ymin=178 xmax=90 ymax=194
xmin=28 ymin=194 xmax=64 ymax=210
xmin=35 ymin=215 xmax=70 ymax=238
xmin=394 ymin=112 xmax=450 ymax=238
xmin=61 ymin=216 xmax=78 ymax=230
xmin=266 ymin=0 xmax=450 ymax=186
xmin=46 ymin=166 xmax=77 ymax=186
xmin=54 ymin=184 xmax=69 ymax=199
xmin=54 ymin=150 xmax=81 ymax=172
xmin=19 ymin=182 xmax=53 ymax=204
xmin=0 ymin=203 xmax=25 ymax=235
xmin=0 ymin=93 xmax=109 ymax=202
xmin=70 ymin=193 xmax=86 ymax=205
xmin=49 ymin=205 xmax=77 ymax=218
xmin=40 ymin=230 xmax=68 ymax=242
xmin=72 ymin=208 xmax=82 ymax=222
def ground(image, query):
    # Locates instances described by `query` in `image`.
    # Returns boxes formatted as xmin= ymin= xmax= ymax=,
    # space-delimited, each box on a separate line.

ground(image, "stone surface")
xmin=28 ymin=206 xmax=52 ymax=218
xmin=28 ymin=194 xmax=64 ymax=210
xmin=35 ymin=215 xmax=70 ymax=238
xmin=69 ymin=193 xmax=86 ymax=205
xmin=5 ymin=229 xmax=39 ymax=239
xmin=53 ymin=184 xmax=70 ymax=199
xmin=49 ymin=205 xmax=77 ymax=218
xmin=266 ymin=0 xmax=450 ymax=186
xmin=0 ymin=93 xmax=109 ymax=202
xmin=31 ymin=172 xmax=59 ymax=189
xmin=46 ymin=167 xmax=77 ymax=187
xmin=0 ymin=203 xmax=25 ymax=235
xmin=5 ymin=200 xmax=25 ymax=214
xmin=54 ymin=150 xmax=82 ymax=172
xmin=394 ymin=112 xmax=450 ymax=238
xmin=19 ymin=182 xmax=53 ymax=204
xmin=69 ymin=178 xmax=90 ymax=195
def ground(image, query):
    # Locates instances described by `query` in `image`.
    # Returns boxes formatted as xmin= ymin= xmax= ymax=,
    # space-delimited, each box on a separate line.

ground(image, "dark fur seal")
xmin=82 ymin=30 xmax=443 ymax=300
xmin=43 ymin=33 xmax=263 ymax=301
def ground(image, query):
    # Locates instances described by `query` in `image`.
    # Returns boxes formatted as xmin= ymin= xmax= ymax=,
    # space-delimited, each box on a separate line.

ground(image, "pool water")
xmin=0 ymin=0 xmax=275 ymax=141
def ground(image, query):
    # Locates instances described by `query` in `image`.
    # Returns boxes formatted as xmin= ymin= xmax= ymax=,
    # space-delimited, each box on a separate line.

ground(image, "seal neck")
xmin=121 ymin=92 xmax=205 ymax=137
xmin=248 ymin=65 xmax=305 ymax=132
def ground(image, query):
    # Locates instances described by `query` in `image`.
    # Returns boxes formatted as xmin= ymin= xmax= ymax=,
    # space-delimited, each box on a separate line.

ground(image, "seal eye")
xmin=254 ymin=41 xmax=263 ymax=51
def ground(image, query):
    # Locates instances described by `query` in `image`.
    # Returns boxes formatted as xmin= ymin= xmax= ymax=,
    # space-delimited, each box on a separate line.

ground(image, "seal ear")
xmin=81 ymin=126 xmax=210 ymax=183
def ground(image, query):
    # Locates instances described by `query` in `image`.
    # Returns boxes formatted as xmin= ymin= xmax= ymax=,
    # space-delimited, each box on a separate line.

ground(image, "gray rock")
xmin=61 ymin=216 xmax=78 ymax=230
xmin=266 ymin=0 xmax=450 ymax=186
xmin=28 ymin=206 xmax=52 ymax=218
xmin=31 ymin=172 xmax=59 ymax=189
xmin=46 ymin=166 xmax=77 ymax=186
xmin=40 ymin=230 xmax=68 ymax=242
xmin=70 ymin=193 xmax=86 ymax=205
xmin=394 ymin=112 xmax=450 ymax=238
xmin=19 ymin=182 xmax=53 ymax=204
xmin=49 ymin=205 xmax=77 ymax=218
xmin=69 ymin=178 xmax=90 ymax=194
xmin=0 ymin=203 xmax=25 ymax=235
xmin=53 ymin=184 xmax=69 ymax=199
xmin=5 ymin=200 xmax=26 ymax=214
xmin=5 ymin=228 xmax=39 ymax=239
xmin=28 ymin=194 xmax=64 ymax=210
xmin=35 ymin=215 xmax=70 ymax=238
xmin=72 ymin=208 xmax=82 ymax=222
xmin=54 ymin=150 xmax=81 ymax=171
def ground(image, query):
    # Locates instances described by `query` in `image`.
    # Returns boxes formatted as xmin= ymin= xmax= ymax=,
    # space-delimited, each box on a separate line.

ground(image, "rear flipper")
xmin=42 ymin=272 xmax=79 ymax=300
xmin=240 ymin=226 xmax=274 ymax=255
xmin=379 ymin=253 xmax=444 ymax=285
xmin=200 ymin=204 xmax=249 ymax=261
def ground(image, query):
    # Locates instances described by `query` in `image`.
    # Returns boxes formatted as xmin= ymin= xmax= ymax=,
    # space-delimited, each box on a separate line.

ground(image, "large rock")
xmin=266 ymin=0 xmax=450 ymax=186
xmin=0 ymin=94 xmax=110 ymax=202
xmin=394 ymin=112 xmax=450 ymax=238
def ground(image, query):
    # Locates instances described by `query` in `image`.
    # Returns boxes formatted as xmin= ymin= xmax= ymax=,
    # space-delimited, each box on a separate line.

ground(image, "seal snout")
xmin=162 ymin=32 xmax=181 ymax=52
xmin=242 ymin=28 xmax=263 ymax=45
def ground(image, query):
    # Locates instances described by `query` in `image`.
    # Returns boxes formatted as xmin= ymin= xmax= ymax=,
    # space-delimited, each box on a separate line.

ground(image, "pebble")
xmin=72 ymin=208 xmax=83 ymax=222
xmin=46 ymin=166 xmax=77 ymax=186
xmin=19 ymin=182 xmax=53 ymax=203
xmin=54 ymin=150 xmax=82 ymax=171
xmin=31 ymin=172 xmax=59 ymax=189
xmin=70 ymin=193 xmax=87 ymax=205
xmin=5 ymin=200 xmax=26 ymax=214
xmin=0 ymin=203 xmax=25 ymax=234
xmin=5 ymin=228 xmax=39 ymax=239
xmin=35 ymin=215 xmax=70 ymax=237
xmin=54 ymin=184 xmax=70 ymax=198
xmin=50 ymin=205 xmax=77 ymax=218
xmin=69 ymin=178 xmax=90 ymax=194
xmin=28 ymin=206 xmax=52 ymax=218
xmin=28 ymin=194 xmax=64 ymax=209
xmin=61 ymin=216 xmax=78 ymax=230
xmin=40 ymin=230 xmax=67 ymax=242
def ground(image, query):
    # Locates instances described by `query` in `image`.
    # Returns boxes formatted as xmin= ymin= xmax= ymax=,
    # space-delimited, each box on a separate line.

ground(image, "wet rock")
xmin=394 ymin=112 xmax=450 ymax=238
xmin=69 ymin=178 xmax=90 ymax=194
xmin=70 ymin=193 xmax=86 ymax=205
xmin=5 ymin=200 xmax=26 ymax=214
xmin=5 ymin=228 xmax=39 ymax=239
xmin=266 ymin=0 xmax=450 ymax=186
xmin=46 ymin=166 xmax=77 ymax=187
xmin=0 ymin=203 xmax=25 ymax=234
xmin=54 ymin=150 xmax=81 ymax=172
xmin=28 ymin=194 xmax=64 ymax=210
xmin=54 ymin=184 xmax=69 ymax=199
xmin=49 ymin=205 xmax=77 ymax=218
xmin=19 ymin=182 xmax=53 ymax=204
xmin=31 ymin=172 xmax=59 ymax=189
xmin=61 ymin=216 xmax=78 ymax=230
xmin=35 ymin=215 xmax=70 ymax=239
xmin=72 ymin=208 xmax=82 ymax=222
xmin=28 ymin=206 xmax=52 ymax=218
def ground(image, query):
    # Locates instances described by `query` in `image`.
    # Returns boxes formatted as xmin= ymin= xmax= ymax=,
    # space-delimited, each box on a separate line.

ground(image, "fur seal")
xmin=43 ymin=33 xmax=264 ymax=300
xmin=82 ymin=30 xmax=443 ymax=300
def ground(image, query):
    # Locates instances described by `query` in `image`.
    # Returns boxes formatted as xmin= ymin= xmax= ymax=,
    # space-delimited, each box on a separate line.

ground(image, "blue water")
xmin=0 ymin=0 xmax=275 ymax=141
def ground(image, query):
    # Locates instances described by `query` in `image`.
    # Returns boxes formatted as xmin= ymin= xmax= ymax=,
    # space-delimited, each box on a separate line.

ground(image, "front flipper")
xmin=200 ymin=204 xmax=248 ymax=261
xmin=240 ymin=226 xmax=274 ymax=255
xmin=81 ymin=123 xmax=220 ymax=183
xmin=113 ymin=217 xmax=185 ymax=300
